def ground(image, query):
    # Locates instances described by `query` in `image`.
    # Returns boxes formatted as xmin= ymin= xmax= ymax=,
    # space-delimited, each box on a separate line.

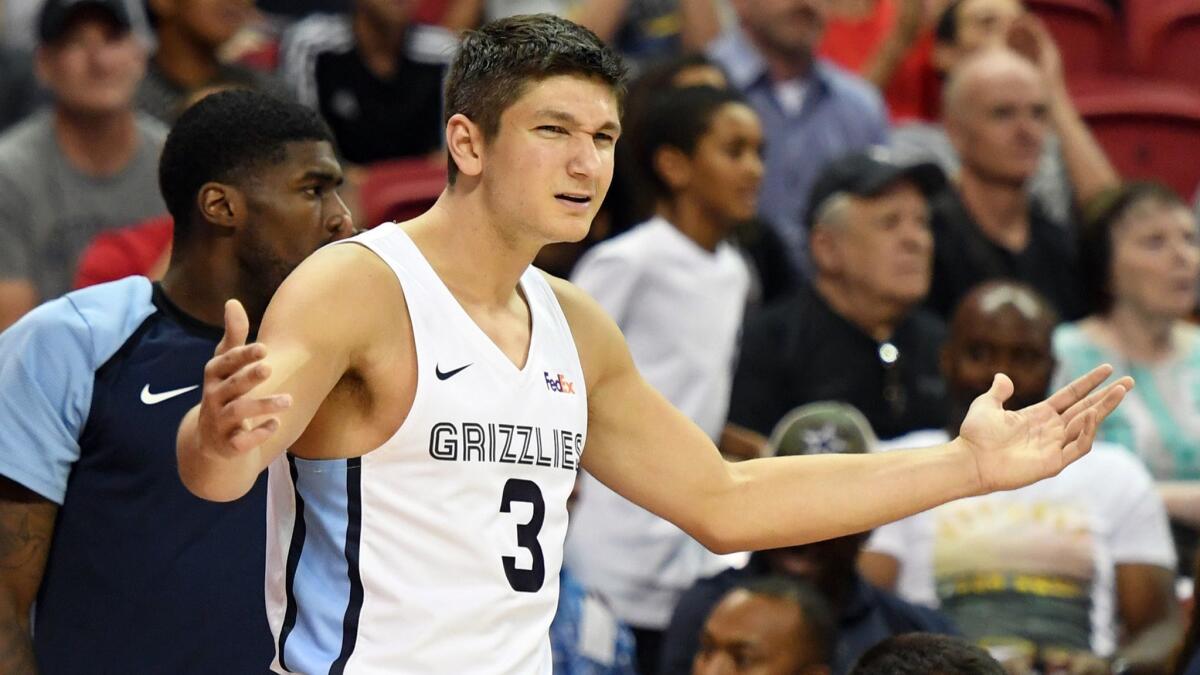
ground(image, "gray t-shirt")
xmin=890 ymin=121 xmax=1073 ymax=225
xmin=0 ymin=109 xmax=168 ymax=299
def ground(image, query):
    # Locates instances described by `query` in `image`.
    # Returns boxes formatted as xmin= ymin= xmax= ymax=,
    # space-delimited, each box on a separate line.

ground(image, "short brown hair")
xmin=443 ymin=14 xmax=627 ymax=184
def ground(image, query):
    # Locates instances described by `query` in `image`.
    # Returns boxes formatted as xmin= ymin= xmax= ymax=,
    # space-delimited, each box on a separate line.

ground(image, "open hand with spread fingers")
xmin=196 ymin=299 xmax=292 ymax=459
xmin=957 ymin=364 xmax=1133 ymax=493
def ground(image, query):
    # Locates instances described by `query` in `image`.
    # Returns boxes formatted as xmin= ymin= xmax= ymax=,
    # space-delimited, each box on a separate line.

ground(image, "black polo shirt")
xmin=729 ymin=282 xmax=948 ymax=441
xmin=313 ymin=46 xmax=445 ymax=164
xmin=282 ymin=17 xmax=452 ymax=165
xmin=927 ymin=189 xmax=1083 ymax=320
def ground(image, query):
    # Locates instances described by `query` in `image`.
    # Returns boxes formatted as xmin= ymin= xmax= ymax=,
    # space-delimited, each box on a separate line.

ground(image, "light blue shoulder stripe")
xmin=0 ymin=277 xmax=155 ymax=502
xmin=64 ymin=276 xmax=158 ymax=369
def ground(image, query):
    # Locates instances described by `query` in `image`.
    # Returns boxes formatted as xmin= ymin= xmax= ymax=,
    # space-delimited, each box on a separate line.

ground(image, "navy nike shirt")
xmin=0 ymin=277 xmax=271 ymax=673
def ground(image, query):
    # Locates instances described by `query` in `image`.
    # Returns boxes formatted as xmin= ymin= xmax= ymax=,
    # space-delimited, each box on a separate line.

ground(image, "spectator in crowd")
xmin=0 ymin=89 xmax=354 ymax=674
xmin=924 ymin=47 xmax=1084 ymax=321
xmin=553 ymin=568 xmax=640 ymax=675
xmin=891 ymin=0 xmax=1118 ymax=227
xmin=279 ymin=0 xmax=458 ymax=165
xmin=479 ymin=0 xmax=571 ymax=22
xmin=661 ymin=401 xmax=956 ymax=675
xmin=1173 ymin=554 xmax=1200 ymax=675
xmin=0 ymin=44 xmax=42 ymax=132
xmin=849 ymin=634 xmax=1005 ymax=675
xmin=861 ymin=281 xmax=1181 ymax=674
xmin=1053 ymin=183 xmax=1200 ymax=483
xmin=727 ymin=150 xmax=948 ymax=443
xmin=553 ymin=478 xmax=639 ymax=675
xmin=0 ymin=0 xmax=167 ymax=331
xmin=481 ymin=0 xmax=722 ymax=72
xmin=819 ymin=0 xmax=944 ymax=123
xmin=71 ymin=85 xmax=249 ymax=291
xmin=606 ymin=53 xmax=729 ymax=236
xmin=258 ymin=0 xmax=350 ymax=18
xmin=565 ymin=84 xmax=762 ymax=675
xmin=2 ymin=0 xmax=151 ymax=51
xmin=137 ymin=0 xmax=285 ymax=123
xmin=571 ymin=0 xmax=722 ymax=73
xmin=708 ymin=0 xmax=889 ymax=277
xmin=692 ymin=576 xmax=837 ymax=675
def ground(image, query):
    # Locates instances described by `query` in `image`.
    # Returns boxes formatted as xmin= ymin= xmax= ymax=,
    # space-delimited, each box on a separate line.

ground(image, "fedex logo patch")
xmin=544 ymin=372 xmax=576 ymax=394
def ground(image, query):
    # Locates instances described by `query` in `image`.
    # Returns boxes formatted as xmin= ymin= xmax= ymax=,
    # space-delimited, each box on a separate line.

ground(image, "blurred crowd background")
xmin=3 ymin=0 xmax=1200 ymax=673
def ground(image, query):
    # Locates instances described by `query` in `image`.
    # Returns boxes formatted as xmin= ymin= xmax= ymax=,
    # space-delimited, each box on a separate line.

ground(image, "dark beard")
xmin=235 ymin=227 xmax=299 ymax=326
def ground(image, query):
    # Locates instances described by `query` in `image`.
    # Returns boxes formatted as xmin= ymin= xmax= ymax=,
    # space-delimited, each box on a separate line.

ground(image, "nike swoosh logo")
xmin=140 ymin=384 xmax=200 ymax=405
xmin=435 ymin=363 xmax=472 ymax=380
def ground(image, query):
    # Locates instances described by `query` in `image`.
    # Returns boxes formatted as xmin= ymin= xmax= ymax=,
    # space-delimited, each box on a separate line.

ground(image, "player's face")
xmin=481 ymin=74 xmax=620 ymax=246
xmin=238 ymin=140 xmax=355 ymax=293
xmin=37 ymin=11 xmax=146 ymax=115
xmin=693 ymin=591 xmax=822 ymax=675
xmin=678 ymin=102 xmax=764 ymax=226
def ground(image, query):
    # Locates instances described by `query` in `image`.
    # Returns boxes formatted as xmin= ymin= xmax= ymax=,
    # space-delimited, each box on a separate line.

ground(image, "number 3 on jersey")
xmin=500 ymin=478 xmax=545 ymax=592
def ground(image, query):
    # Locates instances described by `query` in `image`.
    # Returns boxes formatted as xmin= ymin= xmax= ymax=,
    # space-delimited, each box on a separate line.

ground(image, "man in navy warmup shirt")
xmin=0 ymin=89 xmax=353 ymax=673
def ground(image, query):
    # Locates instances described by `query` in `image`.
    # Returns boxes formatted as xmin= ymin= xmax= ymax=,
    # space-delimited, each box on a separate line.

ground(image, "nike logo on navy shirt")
xmin=435 ymin=363 xmax=471 ymax=380
xmin=140 ymin=384 xmax=199 ymax=405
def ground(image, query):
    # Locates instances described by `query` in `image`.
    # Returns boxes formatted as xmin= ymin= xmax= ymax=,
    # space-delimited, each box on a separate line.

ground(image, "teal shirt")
xmin=1052 ymin=322 xmax=1200 ymax=480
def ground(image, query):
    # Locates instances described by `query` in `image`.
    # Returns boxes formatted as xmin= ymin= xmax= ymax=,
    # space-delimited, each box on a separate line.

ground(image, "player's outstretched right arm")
xmin=554 ymin=276 xmax=1130 ymax=553
xmin=176 ymin=244 xmax=386 ymax=502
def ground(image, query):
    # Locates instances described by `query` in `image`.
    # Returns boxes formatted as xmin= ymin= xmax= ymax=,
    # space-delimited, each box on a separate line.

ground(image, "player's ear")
xmin=197 ymin=182 xmax=241 ymax=230
xmin=446 ymin=113 xmax=484 ymax=179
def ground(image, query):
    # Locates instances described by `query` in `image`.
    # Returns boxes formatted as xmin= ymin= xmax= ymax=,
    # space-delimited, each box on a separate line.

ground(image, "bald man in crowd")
xmin=924 ymin=48 xmax=1084 ymax=321
xmin=891 ymin=1 xmax=1118 ymax=227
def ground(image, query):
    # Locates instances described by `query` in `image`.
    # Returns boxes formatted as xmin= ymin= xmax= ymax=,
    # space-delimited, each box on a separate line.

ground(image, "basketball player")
xmin=176 ymin=15 xmax=1130 ymax=675
xmin=0 ymin=90 xmax=352 ymax=673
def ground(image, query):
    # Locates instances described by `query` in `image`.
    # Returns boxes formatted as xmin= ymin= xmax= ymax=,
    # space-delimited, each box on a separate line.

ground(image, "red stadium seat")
xmin=360 ymin=159 xmax=448 ymax=229
xmin=1126 ymin=0 xmax=1200 ymax=88
xmin=233 ymin=39 xmax=281 ymax=72
xmin=1026 ymin=0 xmax=1122 ymax=75
xmin=414 ymin=0 xmax=450 ymax=25
xmin=1070 ymin=77 xmax=1200 ymax=198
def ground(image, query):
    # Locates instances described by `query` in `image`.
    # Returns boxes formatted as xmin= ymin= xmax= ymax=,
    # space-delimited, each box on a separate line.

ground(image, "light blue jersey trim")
xmin=0 ymin=277 xmax=154 ymax=502
xmin=281 ymin=457 xmax=357 ymax=673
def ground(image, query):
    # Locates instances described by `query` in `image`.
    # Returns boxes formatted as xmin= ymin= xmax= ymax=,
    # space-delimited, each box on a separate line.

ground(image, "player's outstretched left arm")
xmin=552 ymin=278 xmax=1131 ymax=554
xmin=177 ymin=244 xmax=389 ymax=502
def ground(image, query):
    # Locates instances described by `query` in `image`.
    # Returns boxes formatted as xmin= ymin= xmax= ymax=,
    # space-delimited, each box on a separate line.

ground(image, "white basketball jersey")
xmin=265 ymin=224 xmax=588 ymax=674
